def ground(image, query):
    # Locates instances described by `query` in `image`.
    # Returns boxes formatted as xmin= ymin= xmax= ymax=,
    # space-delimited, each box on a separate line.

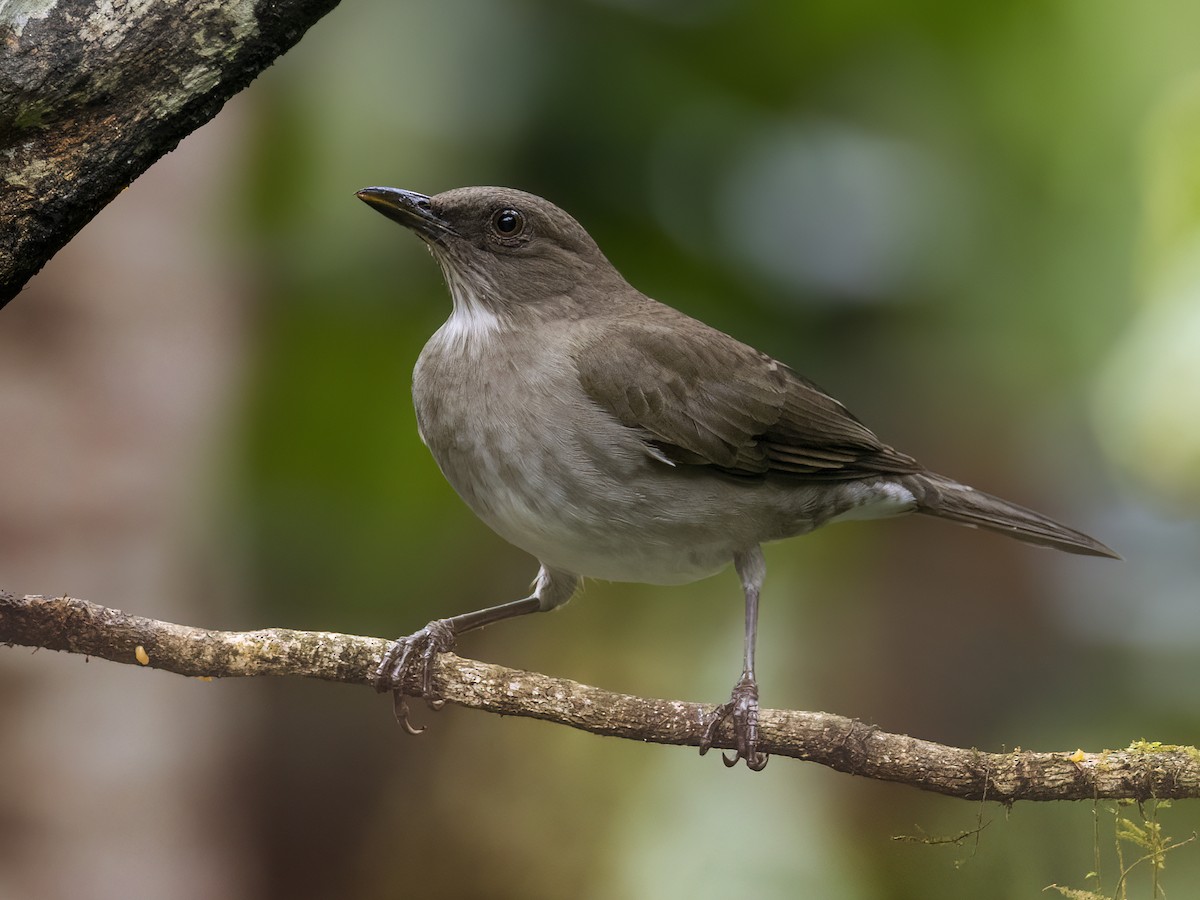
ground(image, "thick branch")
xmin=3 ymin=590 xmax=1197 ymax=801
xmin=0 ymin=0 xmax=340 ymax=305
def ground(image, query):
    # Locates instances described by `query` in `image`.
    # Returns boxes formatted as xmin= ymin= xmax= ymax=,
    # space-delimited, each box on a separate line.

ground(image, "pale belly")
xmin=413 ymin=324 xmax=914 ymax=585
xmin=414 ymin=333 xmax=763 ymax=584
xmin=422 ymin=406 xmax=750 ymax=585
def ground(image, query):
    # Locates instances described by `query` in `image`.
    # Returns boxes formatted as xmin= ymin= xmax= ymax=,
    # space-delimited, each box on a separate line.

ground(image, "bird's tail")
xmin=900 ymin=472 xmax=1119 ymax=559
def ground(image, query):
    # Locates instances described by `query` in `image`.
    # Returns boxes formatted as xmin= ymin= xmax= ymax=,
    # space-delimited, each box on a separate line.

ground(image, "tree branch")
xmin=3 ymin=590 xmax=1196 ymax=801
xmin=0 ymin=0 xmax=340 ymax=305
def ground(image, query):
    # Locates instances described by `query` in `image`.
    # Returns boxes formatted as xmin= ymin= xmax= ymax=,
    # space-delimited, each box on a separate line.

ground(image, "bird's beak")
xmin=356 ymin=186 xmax=454 ymax=241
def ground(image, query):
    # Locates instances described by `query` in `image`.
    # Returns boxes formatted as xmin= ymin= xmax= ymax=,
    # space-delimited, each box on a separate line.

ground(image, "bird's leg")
xmin=374 ymin=598 xmax=538 ymax=735
xmin=375 ymin=565 xmax=577 ymax=735
xmin=700 ymin=546 xmax=769 ymax=771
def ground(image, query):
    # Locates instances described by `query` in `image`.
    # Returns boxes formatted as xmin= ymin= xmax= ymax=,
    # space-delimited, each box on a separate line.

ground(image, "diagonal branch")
xmin=3 ymin=590 xmax=1197 ymax=801
xmin=1 ymin=0 xmax=341 ymax=305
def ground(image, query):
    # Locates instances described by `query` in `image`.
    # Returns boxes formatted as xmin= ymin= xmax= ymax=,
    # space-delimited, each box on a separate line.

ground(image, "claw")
xmin=375 ymin=619 xmax=458 ymax=735
xmin=392 ymin=693 xmax=426 ymax=735
xmin=699 ymin=674 xmax=769 ymax=771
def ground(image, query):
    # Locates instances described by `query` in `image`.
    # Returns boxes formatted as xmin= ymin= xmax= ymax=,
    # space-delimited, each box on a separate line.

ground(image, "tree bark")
xmin=4 ymin=590 xmax=1197 ymax=801
xmin=0 ymin=0 xmax=339 ymax=305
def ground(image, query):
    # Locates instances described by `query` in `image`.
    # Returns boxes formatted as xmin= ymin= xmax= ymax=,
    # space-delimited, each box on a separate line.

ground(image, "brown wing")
xmin=574 ymin=317 xmax=921 ymax=481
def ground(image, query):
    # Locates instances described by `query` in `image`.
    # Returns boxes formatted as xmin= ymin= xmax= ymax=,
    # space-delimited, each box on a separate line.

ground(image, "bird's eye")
xmin=492 ymin=208 xmax=524 ymax=237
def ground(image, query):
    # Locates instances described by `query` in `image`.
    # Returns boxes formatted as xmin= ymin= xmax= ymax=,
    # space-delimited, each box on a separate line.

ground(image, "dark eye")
xmin=492 ymin=208 xmax=524 ymax=236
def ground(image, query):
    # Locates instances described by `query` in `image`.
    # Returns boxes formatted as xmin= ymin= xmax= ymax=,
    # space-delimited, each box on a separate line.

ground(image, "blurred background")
xmin=3 ymin=0 xmax=1200 ymax=897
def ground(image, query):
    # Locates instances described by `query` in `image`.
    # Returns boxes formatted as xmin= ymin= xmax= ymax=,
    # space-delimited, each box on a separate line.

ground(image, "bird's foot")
xmin=373 ymin=619 xmax=457 ymax=735
xmin=699 ymin=674 xmax=768 ymax=771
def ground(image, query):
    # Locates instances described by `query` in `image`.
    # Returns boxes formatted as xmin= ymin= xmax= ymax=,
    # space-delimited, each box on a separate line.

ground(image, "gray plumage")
xmin=358 ymin=184 xmax=1117 ymax=769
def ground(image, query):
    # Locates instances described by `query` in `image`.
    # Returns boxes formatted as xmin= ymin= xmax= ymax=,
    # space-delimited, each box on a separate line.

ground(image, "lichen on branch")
xmin=2 ymin=590 xmax=1198 ymax=801
xmin=0 ymin=0 xmax=341 ymax=304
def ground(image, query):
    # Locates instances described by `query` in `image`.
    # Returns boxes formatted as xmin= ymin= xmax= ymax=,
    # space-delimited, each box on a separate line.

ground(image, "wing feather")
xmin=574 ymin=315 xmax=921 ymax=481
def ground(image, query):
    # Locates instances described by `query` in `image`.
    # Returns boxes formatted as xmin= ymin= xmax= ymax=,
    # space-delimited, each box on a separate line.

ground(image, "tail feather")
xmin=902 ymin=473 xmax=1119 ymax=559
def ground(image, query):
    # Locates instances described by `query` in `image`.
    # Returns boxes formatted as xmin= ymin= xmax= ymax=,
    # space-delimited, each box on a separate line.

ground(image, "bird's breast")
xmin=412 ymin=322 xmax=749 ymax=583
xmin=410 ymin=317 xmax=903 ymax=585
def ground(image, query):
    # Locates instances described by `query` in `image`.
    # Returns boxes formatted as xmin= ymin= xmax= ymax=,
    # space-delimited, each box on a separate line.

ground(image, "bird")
xmin=356 ymin=184 xmax=1117 ymax=770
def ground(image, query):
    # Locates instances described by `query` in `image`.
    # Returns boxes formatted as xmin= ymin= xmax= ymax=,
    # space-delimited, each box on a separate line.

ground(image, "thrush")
xmin=357 ymin=184 xmax=1117 ymax=770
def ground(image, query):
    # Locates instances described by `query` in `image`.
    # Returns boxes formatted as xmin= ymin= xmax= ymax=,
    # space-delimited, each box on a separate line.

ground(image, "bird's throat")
xmin=438 ymin=263 xmax=505 ymax=347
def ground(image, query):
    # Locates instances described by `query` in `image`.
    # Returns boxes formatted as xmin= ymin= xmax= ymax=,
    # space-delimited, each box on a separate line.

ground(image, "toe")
xmin=700 ymin=678 xmax=769 ymax=771
xmin=391 ymin=692 xmax=427 ymax=735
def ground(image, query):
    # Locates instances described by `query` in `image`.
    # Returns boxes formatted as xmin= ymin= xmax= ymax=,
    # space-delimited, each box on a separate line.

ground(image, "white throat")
xmin=437 ymin=263 xmax=503 ymax=347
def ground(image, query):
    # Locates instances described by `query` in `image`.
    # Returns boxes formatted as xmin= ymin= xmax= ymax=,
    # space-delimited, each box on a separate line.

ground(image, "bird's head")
xmin=356 ymin=185 xmax=625 ymax=319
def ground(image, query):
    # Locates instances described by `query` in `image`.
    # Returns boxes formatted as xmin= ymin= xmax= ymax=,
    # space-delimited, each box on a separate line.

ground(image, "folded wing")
xmin=574 ymin=317 xmax=923 ymax=481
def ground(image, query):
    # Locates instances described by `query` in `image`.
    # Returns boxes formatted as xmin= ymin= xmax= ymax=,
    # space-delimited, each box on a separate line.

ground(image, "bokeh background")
xmin=4 ymin=0 xmax=1200 ymax=897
